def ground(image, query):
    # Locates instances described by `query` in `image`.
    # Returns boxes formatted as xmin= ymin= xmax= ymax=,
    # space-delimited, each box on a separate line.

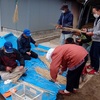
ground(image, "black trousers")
xmin=66 ymin=55 xmax=88 ymax=92
xmin=90 ymin=41 xmax=100 ymax=71
xmin=22 ymin=51 xmax=38 ymax=60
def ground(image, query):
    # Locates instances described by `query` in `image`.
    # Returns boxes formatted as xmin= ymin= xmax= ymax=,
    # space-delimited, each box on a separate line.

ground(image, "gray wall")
xmin=1 ymin=0 xmax=71 ymax=32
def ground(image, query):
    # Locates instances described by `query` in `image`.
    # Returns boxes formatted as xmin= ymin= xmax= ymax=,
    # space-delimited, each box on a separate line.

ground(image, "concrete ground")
xmin=40 ymin=38 xmax=60 ymax=48
xmin=0 ymin=29 xmax=61 ymax=44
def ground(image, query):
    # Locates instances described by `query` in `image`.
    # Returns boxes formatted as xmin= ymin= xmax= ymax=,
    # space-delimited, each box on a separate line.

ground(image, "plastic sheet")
xmin=0 ymin=33 xmax=66 ymax=100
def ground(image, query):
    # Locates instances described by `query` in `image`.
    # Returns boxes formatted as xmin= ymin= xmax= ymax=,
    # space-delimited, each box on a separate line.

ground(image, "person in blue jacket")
xmin=17 ymin=29 xmax=38 ymax=60
xmin=56 ymin=4 xmax=73 ymax=44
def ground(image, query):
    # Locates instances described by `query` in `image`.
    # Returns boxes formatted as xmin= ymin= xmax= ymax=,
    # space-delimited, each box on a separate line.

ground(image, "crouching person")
xmin=0 ymin=42 xmax=26 ymax=81
xmin=46 ymin=44 xmax=88 ymax=95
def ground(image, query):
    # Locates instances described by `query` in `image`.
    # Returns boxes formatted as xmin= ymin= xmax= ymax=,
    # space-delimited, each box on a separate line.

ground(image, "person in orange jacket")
xmin=46 ymin=44 xmax=88 ymax=95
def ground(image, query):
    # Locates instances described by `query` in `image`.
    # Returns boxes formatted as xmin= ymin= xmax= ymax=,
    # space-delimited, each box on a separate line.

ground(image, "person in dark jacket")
xmin=17 ymin=29 xmax=38 ymax=60
xmin=56 ymin=4 xmax=73 ymax=44
xmin=0 ymin=42 xmax=26 ymax=81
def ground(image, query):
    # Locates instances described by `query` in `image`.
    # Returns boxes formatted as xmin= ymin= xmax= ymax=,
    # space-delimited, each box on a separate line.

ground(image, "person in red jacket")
xmin=46 ymin=44 xmax=88 ymax=95
xmin=0 ymin=42 xmax=26 ymax=81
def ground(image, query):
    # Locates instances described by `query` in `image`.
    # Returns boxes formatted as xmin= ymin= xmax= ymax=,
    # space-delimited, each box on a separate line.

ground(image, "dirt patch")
xmin=56 ymin=74 xmax=100 ymax=100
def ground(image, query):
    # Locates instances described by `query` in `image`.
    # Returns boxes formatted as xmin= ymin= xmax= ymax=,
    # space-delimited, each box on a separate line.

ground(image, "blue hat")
xmin=23 ymin=29 xmax=31 ymax=36
xmin=4 ymin=42 xmax=13 ymax=53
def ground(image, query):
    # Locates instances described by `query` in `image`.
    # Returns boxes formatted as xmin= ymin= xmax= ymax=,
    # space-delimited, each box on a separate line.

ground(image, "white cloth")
xmin=46 ymin=48 xmax=55 ymax=62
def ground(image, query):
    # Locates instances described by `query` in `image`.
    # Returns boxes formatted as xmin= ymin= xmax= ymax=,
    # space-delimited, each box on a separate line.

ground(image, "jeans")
xmin=60 ymin=33 xmax=72 ymax=45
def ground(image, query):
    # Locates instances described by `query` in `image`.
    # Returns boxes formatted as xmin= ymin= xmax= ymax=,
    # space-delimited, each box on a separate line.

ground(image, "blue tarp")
xmin=0 ymin=33 xmax=66 ymax=100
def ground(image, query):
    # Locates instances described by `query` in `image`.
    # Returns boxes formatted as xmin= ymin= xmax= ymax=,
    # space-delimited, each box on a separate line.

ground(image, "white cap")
xmin=46 ymin=48 xmax=55 ymax=62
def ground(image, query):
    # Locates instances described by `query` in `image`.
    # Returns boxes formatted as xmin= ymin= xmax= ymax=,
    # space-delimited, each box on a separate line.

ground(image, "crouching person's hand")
xmin=50 ymin=78 xmax=58 ymax=83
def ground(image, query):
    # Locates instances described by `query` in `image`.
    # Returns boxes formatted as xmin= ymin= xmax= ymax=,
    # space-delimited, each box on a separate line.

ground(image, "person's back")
xmin=46 ymin=44 xmax=88 ymax=95
xmin=51 ymin=44 xmax=88 ymax=69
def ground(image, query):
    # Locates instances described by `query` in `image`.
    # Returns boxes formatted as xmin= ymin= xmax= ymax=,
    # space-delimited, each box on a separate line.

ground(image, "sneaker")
xmin=58 ymin=90 xmax=71 ymax=96
xmin=88 ymin=69 xmax=97 ymax=75
xmin=72 ymin=89 xmax=78 ymax=94
xmin=82 ymin=67 xmax=88 ymax=74
xmin=86 ymin=65 xmax=93 ymax=69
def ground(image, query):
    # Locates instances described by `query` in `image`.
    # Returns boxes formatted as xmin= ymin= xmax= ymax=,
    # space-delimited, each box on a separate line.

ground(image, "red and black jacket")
xmin=0 ymin=48 xmax=25 ymax=71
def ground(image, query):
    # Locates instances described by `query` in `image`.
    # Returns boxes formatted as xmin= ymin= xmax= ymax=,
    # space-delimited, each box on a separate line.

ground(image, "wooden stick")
xmin=13 ymin=1 xmax=18 ymax=23
xmin=51 ymin=23 xmax=86 ymax=35
xmin=55 ymin=27 xmax=86 ymax=35
xmin=62 ymin=27 xmax=86 ymax=35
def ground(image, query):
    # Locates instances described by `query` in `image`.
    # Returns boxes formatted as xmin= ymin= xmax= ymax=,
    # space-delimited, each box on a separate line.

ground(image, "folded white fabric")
xmin=4 ymin=79 xmax=12 ymax=84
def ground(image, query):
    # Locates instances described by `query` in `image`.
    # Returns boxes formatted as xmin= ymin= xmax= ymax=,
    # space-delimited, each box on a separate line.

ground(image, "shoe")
xmin=88 ymin=69 xmax=97 ymax=75
xmin=72 ymin=89 xmax=78 ymax=94
xmin=82 ymin=67 xmax=88 ymax=74
xmin=58 ymin=90 xmax=71 ymax=96
xmin=86 ymin=65 xmax=93 ymax=69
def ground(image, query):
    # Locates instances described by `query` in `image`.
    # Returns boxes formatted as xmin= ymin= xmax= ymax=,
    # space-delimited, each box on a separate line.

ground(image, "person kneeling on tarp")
xmin=17 ymin=29 xmax=38 ymax=60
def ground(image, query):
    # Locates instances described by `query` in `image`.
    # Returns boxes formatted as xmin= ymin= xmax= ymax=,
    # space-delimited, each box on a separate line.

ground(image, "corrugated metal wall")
xmin=1 ymin=0 xmax=71 ymax=32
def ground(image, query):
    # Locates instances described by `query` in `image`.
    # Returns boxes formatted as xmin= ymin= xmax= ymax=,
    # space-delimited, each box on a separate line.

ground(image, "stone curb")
xmin=35 ymin=34 xmax=60 ymax=43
